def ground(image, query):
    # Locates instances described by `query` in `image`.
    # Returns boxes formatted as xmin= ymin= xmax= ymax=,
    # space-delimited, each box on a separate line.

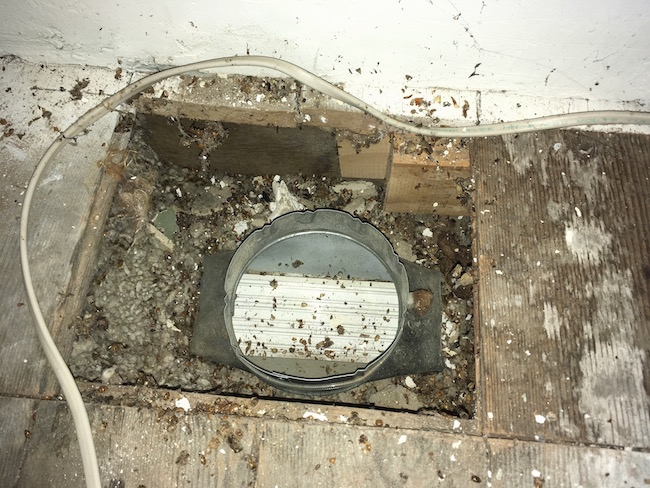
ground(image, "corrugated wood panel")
xmin=0 ymin=397 xmax=36 ymax=486
xmin=385 ymin=136 xmax=471 ymax=215
xmin=472 ymin=130 xmax=650 ymax=447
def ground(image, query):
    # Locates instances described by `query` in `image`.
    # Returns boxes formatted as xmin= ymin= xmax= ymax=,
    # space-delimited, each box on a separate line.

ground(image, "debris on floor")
xmin=69 ymin=123 xmax=475 ymax=417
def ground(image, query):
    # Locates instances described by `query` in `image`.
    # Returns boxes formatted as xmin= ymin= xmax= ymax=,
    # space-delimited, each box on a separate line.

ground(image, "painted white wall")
xmin=1 ymin=0 xmax=649 ymax=117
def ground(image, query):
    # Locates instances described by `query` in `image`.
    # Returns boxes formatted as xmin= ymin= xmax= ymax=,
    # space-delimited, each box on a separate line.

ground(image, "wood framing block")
xmin=385 ymin=136 xmax=471 ymax=215
xmin=140 ymin=113 xmax=339 ymax=176
xmin=136 ymin=74 xmax=388 ymax=134
xmin=337 ymin=136 xmax=390 ymax=180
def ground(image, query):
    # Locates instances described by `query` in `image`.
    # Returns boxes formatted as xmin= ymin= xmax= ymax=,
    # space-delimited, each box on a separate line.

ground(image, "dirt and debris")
xmin=69 ymin=121 xmax=476 ymax=417
xmin=69 ymin=78 xmax=90 ymax=100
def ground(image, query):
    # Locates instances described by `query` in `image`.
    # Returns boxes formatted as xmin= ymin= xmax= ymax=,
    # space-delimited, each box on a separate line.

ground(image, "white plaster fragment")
xmin=303 ymin=411 xmax=328 ymax=422
xmin=404 ymin=376 xmax=417 ymax=388
xmin=233 ymin=220 xmax=248 ymax=236
xmin=175 ymin=397 xmax=191 ymax=412
xmin=269 ymin=177 xmax=305 ymax=220
xmin=165 ymin=319 xmax=181 ymax=332
xmin=531 ymin=469 xmax=542 ymax=478
xmin=535 ymin=414 xmax=546 ymax=424
xmin=398 ymin=435 xmax=407 ymax=444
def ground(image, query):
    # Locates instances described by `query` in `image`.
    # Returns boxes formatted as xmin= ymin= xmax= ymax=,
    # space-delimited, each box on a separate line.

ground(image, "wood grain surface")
xmin=472 ymin=130 xmax=650 ymax=447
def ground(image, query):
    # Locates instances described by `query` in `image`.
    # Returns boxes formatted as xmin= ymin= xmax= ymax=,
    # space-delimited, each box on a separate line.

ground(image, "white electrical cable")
xmin=19 ymin=55 xmax=650 ymax=487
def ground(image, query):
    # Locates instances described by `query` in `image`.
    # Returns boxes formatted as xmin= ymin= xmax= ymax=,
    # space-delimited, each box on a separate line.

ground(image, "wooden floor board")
xmin=472 ymin=130 xmax=650 ymax=447
xmin=0 ymin=57 xmax=125 ymax=397
xmin=16 ymin=400 xmax=260 ymax=488
xmin=256 ymin=419 xmax=487 ymax=487
xmin=488 ymin=437 xmax=650 ymax=487
xmin=12 ymin=395 xmax=650 ymax=487
xmin=0 ymin=396 xmax=36 ymax=486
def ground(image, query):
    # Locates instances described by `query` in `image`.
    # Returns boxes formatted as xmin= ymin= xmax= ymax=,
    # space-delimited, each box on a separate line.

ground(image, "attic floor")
xmin=1 ymin=58 xmax=648 ymax=487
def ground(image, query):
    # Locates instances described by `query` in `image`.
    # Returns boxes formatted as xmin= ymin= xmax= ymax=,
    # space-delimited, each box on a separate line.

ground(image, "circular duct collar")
xmin=191 ymin=209 xmax=443 ymax=396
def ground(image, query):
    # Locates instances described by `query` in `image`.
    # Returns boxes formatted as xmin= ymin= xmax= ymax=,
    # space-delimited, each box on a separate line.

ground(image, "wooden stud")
xmin=385 ymin=135 xmax=471 ymax=215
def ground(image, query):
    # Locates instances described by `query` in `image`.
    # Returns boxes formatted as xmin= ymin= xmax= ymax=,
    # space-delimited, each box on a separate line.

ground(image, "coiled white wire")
xmin=19 ymin=55 xmax=650 ymax=487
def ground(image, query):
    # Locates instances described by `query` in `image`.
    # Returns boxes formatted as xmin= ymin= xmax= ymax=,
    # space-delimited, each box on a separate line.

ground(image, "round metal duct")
xmin=192 ymin=209 xmax=443 ymax=395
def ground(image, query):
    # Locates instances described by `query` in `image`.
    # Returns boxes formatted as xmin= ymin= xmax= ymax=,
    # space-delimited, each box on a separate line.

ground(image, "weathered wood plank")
xmin=19 ymin=390 xmax=649 ymax=487
xmin=385 ymin=136 xmax=471 ymax=215
xmin=473 ymin=130 xmax=650 ymax=447
xmin=77 ymin=382 xmax=478 ymax=436
xmin=256 ymin=419 xmax=487 ymax=488
xmin=0 ymin=56 xmax=127 ymax=398
xmin=136 ymin=74 xmax=385 ymax=135
xmin=0 ymin=397 xmax=36 ymax=487
xmin=17 ymin=399 xmax=260 ymax=488
xmin=140 ymin=113 xmax=340 ymax=176
xmin=487 ymin=437 xmax=650 ymax=487
xmin=51 ymin=133 xmax=130 ymax=359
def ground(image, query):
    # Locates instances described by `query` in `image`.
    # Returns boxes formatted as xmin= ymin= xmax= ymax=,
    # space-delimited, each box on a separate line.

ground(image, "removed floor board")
xmin=472 ymin=130 xmax=650 ymax=447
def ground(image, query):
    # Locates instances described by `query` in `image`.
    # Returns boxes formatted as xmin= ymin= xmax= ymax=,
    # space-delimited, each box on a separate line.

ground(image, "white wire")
xmin=19 ymin=55 xmax=650 ymax=488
